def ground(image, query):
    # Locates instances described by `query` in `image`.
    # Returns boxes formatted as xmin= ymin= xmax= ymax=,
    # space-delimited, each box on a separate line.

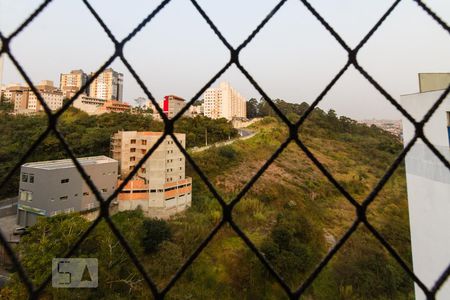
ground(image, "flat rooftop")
xmin=22 ymin=155 xmax=117 ymax=170
xmin=401 ymin=88 xmax=447 ymax=97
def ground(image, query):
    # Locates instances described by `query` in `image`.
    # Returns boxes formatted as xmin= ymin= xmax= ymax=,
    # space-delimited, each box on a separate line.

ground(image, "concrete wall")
xmin=419 ymin=73 xmax=450 ymax=93
xmin=400 ymin=90 xmax=450 ymax=299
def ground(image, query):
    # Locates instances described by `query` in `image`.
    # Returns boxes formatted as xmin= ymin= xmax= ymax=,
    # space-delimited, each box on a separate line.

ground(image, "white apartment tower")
xmin=203 ymin=82 xmax=246 ymax=120
xmin=89 ymin=68 xmax=123 ymax=101
xmin=400 ymin=73 xmax=450 ymax=300
xmin=111 ymin=131 xmax=192 ymax=218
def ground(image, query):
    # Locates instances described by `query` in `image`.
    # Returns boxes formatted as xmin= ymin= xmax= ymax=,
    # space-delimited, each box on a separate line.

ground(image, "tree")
xmin=134 ymin=97 xmax=146 ymax=109
xmin=142 ymin=219 xmax=171 ymax=253
xmin=0 ymin=94 xmax=14 ymax=112
xmin=246 ymin=98 xmax=258 ymax=118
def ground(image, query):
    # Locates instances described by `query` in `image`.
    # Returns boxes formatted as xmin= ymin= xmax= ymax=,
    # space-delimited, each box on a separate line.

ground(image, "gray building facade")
xmin=17 ymin=156 xmax=118 ymax=227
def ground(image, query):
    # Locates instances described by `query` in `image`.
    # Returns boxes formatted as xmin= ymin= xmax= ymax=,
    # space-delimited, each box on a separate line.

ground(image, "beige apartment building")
xmin=73 ymin=95 xmax=106 ymax=114
xmin=203 ymin=82 xmax=246 ymax=120
xmin=1 ymin=81 xmax=63 ymax=113
xmin=1 ymin=84 xmax=29 ymax=110
xmin=111 ymin=131 xmax=192 ymax=218
xmin=94 ymin=100 xmax=131 ymax=114
xmin=73 ymin=95 xmax=130 ymax=115
xmin=26 ymin=80 xmax=63 ymax=112
xmin=163 ymin=95 xmax=187 ymax=119
xmin=89 ymin=68 xmax=123 ymax=101
xmin=60 ymin=69 xmax=88 ymax=98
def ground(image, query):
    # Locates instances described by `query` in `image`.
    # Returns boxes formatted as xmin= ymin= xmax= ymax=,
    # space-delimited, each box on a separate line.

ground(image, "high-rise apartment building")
xmin=111 ymin=131 xmax=192 ymax=218
xmin=163 ymin=95 xmax=187 ymax=119
xmin=400 ymin=73 xmax=450 ymax=300
xmin=60 ymin=69 xmax=88 ymax=98
xmin=203 ymin=82 xmax=246 ymax=120
xmin=88 ymin=68 xmax=123 ymax=101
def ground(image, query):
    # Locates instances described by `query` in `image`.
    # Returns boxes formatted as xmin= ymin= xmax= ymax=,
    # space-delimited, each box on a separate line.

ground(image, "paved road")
xmin=0 ymin=197 xmax=17 ymax=218
xmin=238 ymin=129 xmax=254 ymax=137
xmin=0 ymin=215 xmax=18 ymax=241
xmin=190 ymin=130 xmax=257 ymax=153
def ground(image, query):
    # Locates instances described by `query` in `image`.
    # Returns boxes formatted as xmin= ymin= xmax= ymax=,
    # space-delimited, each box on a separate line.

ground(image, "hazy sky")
xmin=1 ymin=0 xmax=449 ymax=120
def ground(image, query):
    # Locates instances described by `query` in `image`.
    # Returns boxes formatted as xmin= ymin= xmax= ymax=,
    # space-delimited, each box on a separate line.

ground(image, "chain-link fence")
xmin=0 ymin=0 xmax=449 ymax=299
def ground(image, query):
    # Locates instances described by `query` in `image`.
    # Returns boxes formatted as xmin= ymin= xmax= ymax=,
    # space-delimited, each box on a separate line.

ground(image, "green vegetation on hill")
xmin=0 ymin=103 xmax=412 ymax=299
xmin=0 ymin=108 xmax=237 ymax=197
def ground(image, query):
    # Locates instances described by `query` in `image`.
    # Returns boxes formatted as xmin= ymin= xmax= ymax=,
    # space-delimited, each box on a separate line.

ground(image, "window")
xmin=130 ymin=148 xmax=136 ymax=152
xmin=141 ymin=149 xmax=146 ymax=154
xmin=22 ymin=173 xmax=28 ymax=182
xmin=150 ymin=189 xmax=156 ymax=193
xmin=158 ymin=189 xmax=164 ymax=192
xmin=61 ymin=178 xmax=69 ymax=184
xmin=83 ymin=192 xmax=89 ymax=196
xmin=74 ymin=194 xmax=78 ymax=197
xmin=60 ymin=196 xmax=68 ymax=201
xmin=29 ymin=174 xmax=34 ymax=183
xmin=141 ymin=140 xmax=147 ymax=145
xmin=102 ymin=188 xmax=107 ymax=193
xmin=19 ymin=190 xmax=29 ymax=201
xmin=130 ymin=157 xmax=136 ymax=162
xmin=141 ymin=168 xmax=146 ymax=174
xmin=130 ymin=139 xmax=136 ymax=144
xmin=129 ymin=165 xmax=135 ymax=170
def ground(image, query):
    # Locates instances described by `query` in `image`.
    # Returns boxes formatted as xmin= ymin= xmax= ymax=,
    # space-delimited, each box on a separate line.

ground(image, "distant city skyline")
xmin=1 ymin=0 xmax=450 ymax=120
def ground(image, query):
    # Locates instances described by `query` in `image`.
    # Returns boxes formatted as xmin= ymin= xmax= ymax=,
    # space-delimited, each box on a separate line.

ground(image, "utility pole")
xmin=205 ymin=128 xmax=208 ymax=146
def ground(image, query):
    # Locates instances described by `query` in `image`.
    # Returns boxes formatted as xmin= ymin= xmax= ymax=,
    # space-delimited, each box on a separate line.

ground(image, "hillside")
xmin=0 ymin=105 xmax=413 ymax=299
xmin=0 ymin=108 xmax=237 ymax=197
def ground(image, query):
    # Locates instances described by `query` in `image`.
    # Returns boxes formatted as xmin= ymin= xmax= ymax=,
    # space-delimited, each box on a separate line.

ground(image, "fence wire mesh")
xmin=0 ymin=0 xmax=449 ymax=299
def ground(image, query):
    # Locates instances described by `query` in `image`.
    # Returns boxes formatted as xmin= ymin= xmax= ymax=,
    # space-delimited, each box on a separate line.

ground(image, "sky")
xmin=1 ymin=0 xmax=449 ymax=120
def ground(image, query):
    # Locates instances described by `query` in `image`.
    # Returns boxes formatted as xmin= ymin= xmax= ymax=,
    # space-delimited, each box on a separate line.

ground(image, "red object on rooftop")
xmin=163 ymin=96 xmax=169 ymax=115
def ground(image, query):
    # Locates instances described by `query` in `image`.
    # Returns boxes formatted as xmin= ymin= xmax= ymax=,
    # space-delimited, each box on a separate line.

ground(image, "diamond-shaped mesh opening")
xmin=299 ymin=66 xmax=410 ymax=205
xmin=0 ymin=0 xmax=449 ymax=298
